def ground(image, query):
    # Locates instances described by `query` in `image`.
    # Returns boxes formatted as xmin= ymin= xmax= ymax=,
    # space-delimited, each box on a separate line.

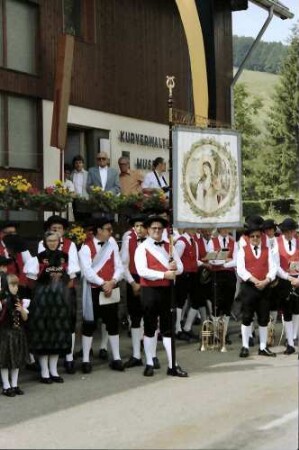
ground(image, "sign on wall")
xmin=173 ymin=127 xmax=242 ymax=228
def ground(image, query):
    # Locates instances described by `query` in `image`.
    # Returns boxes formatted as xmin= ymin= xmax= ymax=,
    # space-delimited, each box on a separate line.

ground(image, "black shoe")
xmin=81 ymin=362 xmax=92 ymax=374
xmin=2 ymin=388 xmax=16 ymax=397
xmin=152 ymin=357 xmax=161 ymax=369
xmin=110 ymin=359 xmax=125 ymax=371
xmin=124 ymin=356 xmax=143 ymax=368
xmin=40 ymin=377 xmax=53 ymax=384
xmin=239 ymin=347 xmax=249 ymax=358
xmin=98 ymin=349 xmax=108 ymax=360
xmin=184 ymin=329 xmax=197 ymax=340
xmin=50 ymin=375 xmax=64 ymax=383
xmin=176 ymin=331 xmax=190 ymax=342
xmin=284 ymin=345 xmax=296 ymax=355
xmin=258 ymin=347 xmax=276 ymax=357
xmin=143 ymin=365 xmax=154 ymax=377
xmin=167 ymin=365 xmax=188 ymax=377
xmin=64 ymin=360 xmax=76 ymax=374
xmin=26 ymin=361 xmax=40 ymax=372
xmin=12 ymin=386 xmax=24 ymax=395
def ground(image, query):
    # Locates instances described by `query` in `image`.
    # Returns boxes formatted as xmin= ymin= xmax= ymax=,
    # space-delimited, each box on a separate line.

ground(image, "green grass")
xmin=234 ymin=68 xmax=280 ymax=132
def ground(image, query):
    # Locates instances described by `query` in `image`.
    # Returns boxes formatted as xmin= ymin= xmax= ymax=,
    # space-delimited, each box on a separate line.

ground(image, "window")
xmin=0 ymin=93 xmax=38 ymax=169
xmin=0 ymin=0 xmax=38 ymax=74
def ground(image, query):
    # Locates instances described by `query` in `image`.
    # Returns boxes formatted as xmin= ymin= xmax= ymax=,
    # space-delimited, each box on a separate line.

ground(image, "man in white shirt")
xmin=79 ymin=218 xmax=125 ymax=373
xmin=70 ymin=155 xmax=89 ymax=222
xmin=142 ymin=157 xmax=169 ymax=196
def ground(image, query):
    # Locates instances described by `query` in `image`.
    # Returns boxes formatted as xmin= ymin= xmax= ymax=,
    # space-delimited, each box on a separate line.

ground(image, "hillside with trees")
xmin=233 ymin=35 xmax=288 ymax=74
xmin=233 ymin=25 xmax=299 ymax=220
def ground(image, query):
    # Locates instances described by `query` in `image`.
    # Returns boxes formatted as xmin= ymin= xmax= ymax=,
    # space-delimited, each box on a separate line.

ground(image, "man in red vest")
xmin=120 ymin=214 xmax=148 ymax=368
xmin=237 ymin=218 xmax=277 ymax=358
xmin=209 ymin=227 xmax=238 ymax=345
xmin=0 ymin=221 xmax=18 ymax=257
xmin=275 ymin=218 xmax=299 ymax=354
xmin=174 ymin=229 xmax=199 ymax=341
xmin=79 ymin=218 xmax=125 ymax=373
xmin=135 ymin=215 xmax=188 ymax=377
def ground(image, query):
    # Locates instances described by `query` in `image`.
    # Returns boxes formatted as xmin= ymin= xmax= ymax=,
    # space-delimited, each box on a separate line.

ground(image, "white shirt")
xmin=134 ymin=237 xmax=183 ymax=281
xmin=72 ymin=171 xmax=84 ymax=196
xmin=120 ymin=231 xmax=145 ymax=284
xmin=215 ymin=235 xmax=238 ymax=269
xmin=79 ymin=237 xmax=124 ymax=286
xmin=142 ymin=171 xmax=168 ymax=190
xmin=99 ymin=167 xmax=108 ymax=190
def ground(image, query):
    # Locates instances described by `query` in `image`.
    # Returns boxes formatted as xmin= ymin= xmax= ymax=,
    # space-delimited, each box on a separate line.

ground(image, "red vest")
xmin=140 ymin=244 xmax=170 ymax=287
xmin=86 ymin=240 xmax=115 ymax=287
xmin=128 ymin=236 xmax=138 ymax=275
xmin=244 ymin=245 xmax=269 ymax=280
xmin=196 ymin=237 xmax=208 ymax=260
xmin=177 ymin=236 xmax=197 ymax=272
xmin=277 ymin=235 xmax=299 ymax=274
xmin=211 ymin=236 xmax=235 ymax=272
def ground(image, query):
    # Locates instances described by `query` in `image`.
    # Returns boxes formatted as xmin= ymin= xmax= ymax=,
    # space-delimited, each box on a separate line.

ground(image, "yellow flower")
xmin=54 ymin=180 xmax=63 ymax=187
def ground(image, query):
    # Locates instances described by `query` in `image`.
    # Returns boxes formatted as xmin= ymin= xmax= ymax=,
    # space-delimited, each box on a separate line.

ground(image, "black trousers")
xmin=276 ymin=278 xmax=299 ymax=321
xmin=240 ymin=282 xmax=270 ymax=327
xmin=81 ymin=287 xmax=119 ymax=336
xmin=141 ymin=286 xmax=172 ymax=338
xmin=211 ymin=270 xmax=236 ymax=316
xmin=126 ymin=274 xmax=143 ymax=328
xmin=175 ymin=272 xmax=198 ymax=309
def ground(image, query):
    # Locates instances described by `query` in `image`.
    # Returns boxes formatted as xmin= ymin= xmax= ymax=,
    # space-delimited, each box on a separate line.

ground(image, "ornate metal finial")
xmin=166 ymin=76 xmax=175 ymax=97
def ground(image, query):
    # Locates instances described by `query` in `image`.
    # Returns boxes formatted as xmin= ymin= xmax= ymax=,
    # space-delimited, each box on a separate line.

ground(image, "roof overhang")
xmin=250 ymin=0 xmax=294 ymax=20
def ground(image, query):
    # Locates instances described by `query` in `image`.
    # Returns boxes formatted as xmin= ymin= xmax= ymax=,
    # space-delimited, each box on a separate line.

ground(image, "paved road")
xmin=0 ymin=322 xmax=298 ymax=449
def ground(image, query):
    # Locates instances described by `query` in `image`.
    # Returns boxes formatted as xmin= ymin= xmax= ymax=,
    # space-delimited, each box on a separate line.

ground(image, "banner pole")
xmin=166 ymin=76 xmax=176 ymax=370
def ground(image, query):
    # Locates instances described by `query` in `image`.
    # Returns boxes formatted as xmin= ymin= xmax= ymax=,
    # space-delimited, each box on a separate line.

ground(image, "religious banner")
xmin=173 ymin=127 xmax=242 ymax=228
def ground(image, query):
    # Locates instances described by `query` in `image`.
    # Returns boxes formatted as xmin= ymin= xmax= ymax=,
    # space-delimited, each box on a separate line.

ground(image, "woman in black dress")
xmin=27 ymin=231 xmax=72 ymax=384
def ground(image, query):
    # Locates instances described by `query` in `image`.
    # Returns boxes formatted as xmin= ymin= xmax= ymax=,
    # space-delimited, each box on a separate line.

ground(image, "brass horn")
xmin=200 ymin=318 xmax=215 ymax=351
xmin=267 ymin=315 xmax=275 ymax=347
xmin=215 ymin=315 xmax=228 ymax=353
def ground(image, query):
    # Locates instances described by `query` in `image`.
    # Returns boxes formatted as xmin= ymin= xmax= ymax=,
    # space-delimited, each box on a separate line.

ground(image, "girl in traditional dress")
xmin=25 ymin=231 xmax=72 ymax=384
xmin=0 ymin=274 xmax=29 ymax=397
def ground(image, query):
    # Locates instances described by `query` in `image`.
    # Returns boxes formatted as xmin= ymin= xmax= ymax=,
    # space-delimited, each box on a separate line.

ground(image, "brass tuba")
xmin=200 ymin=315 xmax=228 ymax=352
xmin=267 ymin=315 xmax=275 ymax=347
xmin=200 ymin=318 xmax=215 ymax=351
xmin=215 ymin=315 xmax=227 ymax=353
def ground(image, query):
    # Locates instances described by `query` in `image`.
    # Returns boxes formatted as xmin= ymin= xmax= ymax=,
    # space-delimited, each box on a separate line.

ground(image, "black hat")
xmin=144 ymin=214 xmax=168 ymax=229
xmin=2 ymin=235 xmax=28 ymax=253
xmin=278 ymin=218 xmax=298 ymax=232
xmin=244 ymin=214 xmax=264 ymax=225
xmin=92 ymin=217 xmax=114 ymax=231
xmin=44 ymin=215 xmax=69 ymax=231
xmin=243 ymin=217 xmax=265 ymax=236
xmin=128 ymin=214 xmax=147 ymax=226
xmin=263 ymin=219 xmax=277 ymax=231
xmin=0 ymin=255 xmax=12 ymax=266
xmin=0 ymin=221 xmax=19 ymax=232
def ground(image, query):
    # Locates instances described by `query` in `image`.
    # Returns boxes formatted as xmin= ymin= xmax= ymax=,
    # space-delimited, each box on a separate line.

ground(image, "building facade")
xmin=0 ymin=0 xmax=236 ymax=217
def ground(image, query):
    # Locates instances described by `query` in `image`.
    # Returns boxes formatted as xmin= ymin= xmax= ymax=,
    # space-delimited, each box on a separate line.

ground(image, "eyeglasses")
xmin=97 ymin=157 xmax=107 ymax=161
xmin=249 ymin=234 xmax=261 ymax=238
xmin=150 ymin=227 xmax=163 ymax=230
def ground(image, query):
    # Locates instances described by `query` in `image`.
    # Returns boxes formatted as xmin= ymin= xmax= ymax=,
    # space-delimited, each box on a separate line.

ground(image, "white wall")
xmin=42 ymin=100 xmax=169 ymax=187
